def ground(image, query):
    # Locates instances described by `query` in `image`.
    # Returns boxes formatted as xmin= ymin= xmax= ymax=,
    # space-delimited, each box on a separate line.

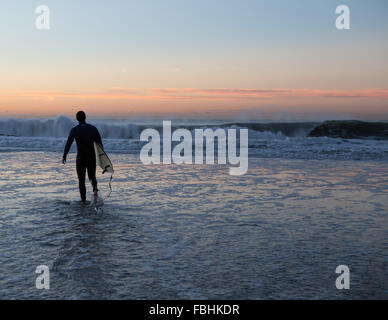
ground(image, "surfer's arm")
xmin=63 ymin=129 xmax=75 ymax=160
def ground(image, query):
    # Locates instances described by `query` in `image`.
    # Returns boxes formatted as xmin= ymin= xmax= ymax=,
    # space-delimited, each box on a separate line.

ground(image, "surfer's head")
xmin=76 ymin=111 xmax=86 ymax=123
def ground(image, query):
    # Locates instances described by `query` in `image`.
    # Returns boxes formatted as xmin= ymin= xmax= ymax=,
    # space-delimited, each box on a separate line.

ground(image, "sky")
xmin=0 ymin=0 xmax=387 ymax=119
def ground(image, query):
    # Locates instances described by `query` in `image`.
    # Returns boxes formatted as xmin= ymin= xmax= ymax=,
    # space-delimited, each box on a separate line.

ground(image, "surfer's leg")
xmin=76 ymin=159 xmax=87 ymax=203
xmin=87 ymin=160 xmax=98 ymax=202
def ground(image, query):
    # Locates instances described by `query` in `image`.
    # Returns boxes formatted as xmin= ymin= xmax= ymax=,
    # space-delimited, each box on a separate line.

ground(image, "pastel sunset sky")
xmin=1 ymin=0 xmax=387 ymax=119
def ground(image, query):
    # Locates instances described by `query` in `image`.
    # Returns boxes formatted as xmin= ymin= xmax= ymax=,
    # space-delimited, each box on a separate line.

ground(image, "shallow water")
xmin=0 ymin=152 xmax=387 ymax=299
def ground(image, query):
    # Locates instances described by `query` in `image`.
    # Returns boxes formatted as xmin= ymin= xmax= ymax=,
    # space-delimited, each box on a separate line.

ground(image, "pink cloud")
xmin=1 ymin=88 xmax=388 ymax=102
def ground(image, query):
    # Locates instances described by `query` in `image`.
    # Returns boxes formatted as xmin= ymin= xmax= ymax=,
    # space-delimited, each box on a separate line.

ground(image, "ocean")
xmin=0 ymin=116 xmax=387 ymax=299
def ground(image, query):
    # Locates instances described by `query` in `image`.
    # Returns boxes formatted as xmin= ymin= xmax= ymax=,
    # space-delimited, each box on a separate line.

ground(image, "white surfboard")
xmin=94 ymin=142 xmax=114 ymax=174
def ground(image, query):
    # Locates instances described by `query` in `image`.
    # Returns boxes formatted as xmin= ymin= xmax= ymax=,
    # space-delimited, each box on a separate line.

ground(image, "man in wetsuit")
xmin=62 ymin=111 xmax=103 ymax=204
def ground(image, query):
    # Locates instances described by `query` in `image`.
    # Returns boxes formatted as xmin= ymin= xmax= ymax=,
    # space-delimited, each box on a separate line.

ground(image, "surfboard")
xmin=94 ymin=142 xmax=114 ymax=174
xmin=94 ymin=142 xmax=114 ymax=199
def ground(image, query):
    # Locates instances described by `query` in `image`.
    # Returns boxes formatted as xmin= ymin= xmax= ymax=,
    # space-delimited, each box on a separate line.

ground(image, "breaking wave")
xmin=1 ymin=116 xmax=388 ymax=161
xmin=0 ymin=116 xmax=140 ymax=139
xmin=0 ymin=116 xmax=318 ymax=139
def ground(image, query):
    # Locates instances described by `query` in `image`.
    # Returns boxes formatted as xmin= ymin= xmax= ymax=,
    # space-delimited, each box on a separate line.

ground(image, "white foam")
xmin=1 ymin=116 xmax=388 ymax=161
xmin=0 ymin=116 xmax=140 ymax=139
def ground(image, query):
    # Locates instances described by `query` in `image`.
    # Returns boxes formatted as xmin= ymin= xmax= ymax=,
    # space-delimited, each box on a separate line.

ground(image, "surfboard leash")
xmin=101 ymin=172 xmax=113 ymax=200
xmin=107 ymin=173 xmax=113 ymax=198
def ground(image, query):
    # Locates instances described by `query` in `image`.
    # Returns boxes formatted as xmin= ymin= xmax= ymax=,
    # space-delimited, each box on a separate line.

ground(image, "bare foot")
xmin=81 ymin=201 xmax=87 ymax=205
xmin=93 ymin=190 xmax=98 ymax=203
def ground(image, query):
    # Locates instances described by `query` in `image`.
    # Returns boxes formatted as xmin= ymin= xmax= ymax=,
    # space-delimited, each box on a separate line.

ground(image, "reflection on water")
xmin=50 ymin=202 xmax=114 ymax=299
xmin=0 ymin=152 xmax=387 ymax=299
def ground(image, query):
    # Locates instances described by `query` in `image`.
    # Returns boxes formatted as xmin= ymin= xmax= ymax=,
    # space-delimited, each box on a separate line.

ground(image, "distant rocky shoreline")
xmin=308 ymin=120 xmax=388 ymax=140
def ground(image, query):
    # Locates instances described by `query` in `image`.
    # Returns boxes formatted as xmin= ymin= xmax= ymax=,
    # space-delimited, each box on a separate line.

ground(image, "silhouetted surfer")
xmin=62 ymin=111 xmax=103 ymax=204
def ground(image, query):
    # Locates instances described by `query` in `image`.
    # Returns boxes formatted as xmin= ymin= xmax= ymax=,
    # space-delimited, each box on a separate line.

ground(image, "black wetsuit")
xmin=63 ymin=123 xmax=103 ymax=202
